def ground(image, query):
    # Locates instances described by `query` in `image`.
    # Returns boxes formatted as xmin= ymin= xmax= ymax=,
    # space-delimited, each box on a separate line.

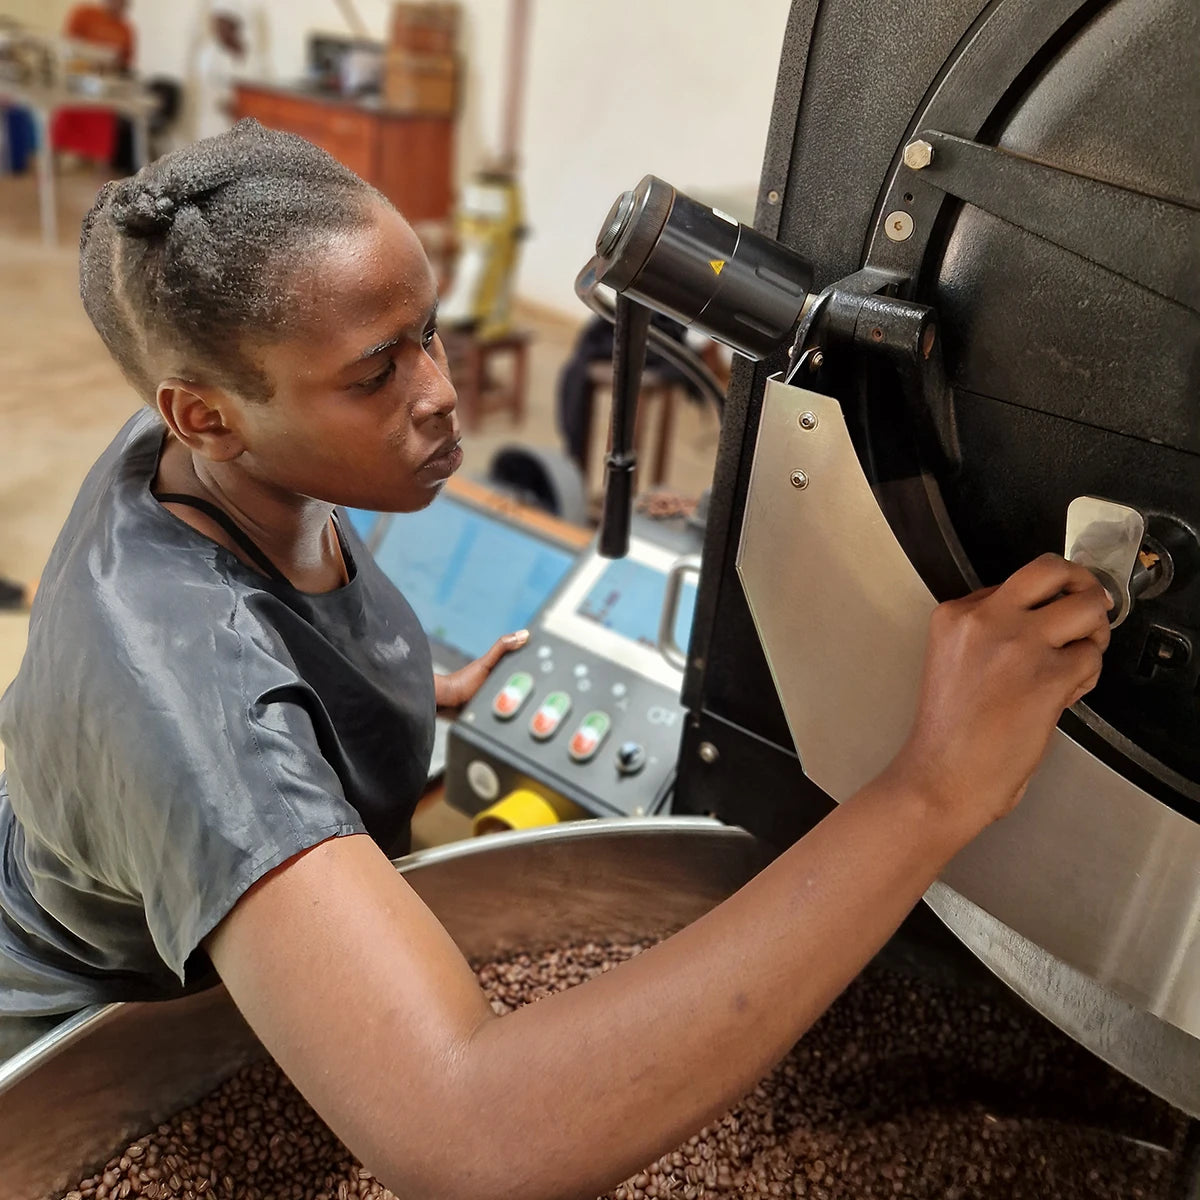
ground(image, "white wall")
xmin=2 ymin=0 xmax=75 ymax=34
xmin=80 ymin=0 xmax=794 ymax=315
xmin=515 ymin=2 xmax=790 ymax=312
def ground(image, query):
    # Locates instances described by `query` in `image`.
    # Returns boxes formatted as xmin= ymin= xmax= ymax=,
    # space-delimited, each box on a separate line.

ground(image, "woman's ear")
xmin=156 ymin=378 xmax=246 ymax=462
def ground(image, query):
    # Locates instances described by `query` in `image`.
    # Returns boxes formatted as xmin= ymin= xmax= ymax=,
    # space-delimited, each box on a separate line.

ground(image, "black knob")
xmin=597 ymin=189 xmax=635 ymax=257
xmin=616 ymin=741 xmax=646 ymax=776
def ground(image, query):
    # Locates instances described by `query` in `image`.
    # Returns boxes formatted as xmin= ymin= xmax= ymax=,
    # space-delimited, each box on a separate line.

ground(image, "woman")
xmin=190 ymin=1 xmax=261 ymax=145
xmin=0 ymin=121 xmax=1111 ymax=1199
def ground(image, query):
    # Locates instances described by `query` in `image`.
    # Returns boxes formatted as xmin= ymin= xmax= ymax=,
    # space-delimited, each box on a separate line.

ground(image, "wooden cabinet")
xmin=233 ymin=84 xmax=454 ymax=222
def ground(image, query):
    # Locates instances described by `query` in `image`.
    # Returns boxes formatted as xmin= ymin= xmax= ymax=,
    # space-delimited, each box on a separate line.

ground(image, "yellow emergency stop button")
xmin=472 ymin=788 xmax=560 ymax=836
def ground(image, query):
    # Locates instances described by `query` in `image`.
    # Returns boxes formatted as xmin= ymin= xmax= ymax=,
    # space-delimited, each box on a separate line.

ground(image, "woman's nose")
xmin=413 ymin=356 xmax=458 ymax=423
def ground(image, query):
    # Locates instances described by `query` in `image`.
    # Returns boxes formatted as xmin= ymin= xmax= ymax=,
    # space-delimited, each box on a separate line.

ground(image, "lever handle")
xmin=658 ymin=555 xmax=702 ymax=671
xmin=599 ymin=295 xmax=651 ymax=558
xmin=1064 ymin=496 xmax=1149 ymax=628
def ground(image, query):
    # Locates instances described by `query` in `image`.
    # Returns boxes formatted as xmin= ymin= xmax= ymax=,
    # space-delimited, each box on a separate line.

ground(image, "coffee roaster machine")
xmin=578 ymin=0 xmax=1200 ymax=1126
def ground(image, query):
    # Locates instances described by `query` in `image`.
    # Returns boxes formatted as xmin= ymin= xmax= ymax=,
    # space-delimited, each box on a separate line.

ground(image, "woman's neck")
xmin=155 ymin=435 xmax=347 ymax=592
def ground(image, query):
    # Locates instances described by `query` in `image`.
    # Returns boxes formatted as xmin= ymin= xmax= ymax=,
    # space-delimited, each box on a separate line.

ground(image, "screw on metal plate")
xmin=698 ymin=741 xmax=720 ymax=764
xmin=809 ymin=350 xmax=824 ymax=371
xmin=903 ymin=139 xmax=934 ymax=170
xmin=790 ymin=470 xmax=810 ymax=490
xmin=799 ymin=411 xmax=818 ymax=430
xmin=884 ymin=210 xmax=914 ymax=241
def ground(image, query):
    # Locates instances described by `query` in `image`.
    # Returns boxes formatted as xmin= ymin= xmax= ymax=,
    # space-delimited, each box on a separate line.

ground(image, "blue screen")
xmin=344 ymin=508 xmax=377 ymax=540
xmin=577 ymin=558 xmax=697 ymax=652
xmin=368 ymin=498 xmax=576 ymax=661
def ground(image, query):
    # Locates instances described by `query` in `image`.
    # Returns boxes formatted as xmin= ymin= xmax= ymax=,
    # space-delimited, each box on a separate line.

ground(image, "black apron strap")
xmin=154 ymin=493 xmax=290 ymax=584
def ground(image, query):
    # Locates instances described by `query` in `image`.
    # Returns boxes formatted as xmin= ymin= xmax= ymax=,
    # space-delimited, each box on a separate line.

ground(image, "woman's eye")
xmin=422 ymin=325 xmax=438 ymax=349
xmin=357 ymin=359 xmax=396 ymax=393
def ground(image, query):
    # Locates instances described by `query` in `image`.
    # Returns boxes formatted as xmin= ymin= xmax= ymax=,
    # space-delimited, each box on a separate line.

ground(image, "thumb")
xmin=487 ymin=629 xmax=530 ymax=666
xmin=437 ymin=631 xmax=531 ymax=710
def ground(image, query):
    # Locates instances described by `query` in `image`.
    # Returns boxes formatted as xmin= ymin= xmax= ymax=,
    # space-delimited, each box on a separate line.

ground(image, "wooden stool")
xmin=441 ymin=328 xmax=531 ymax=431
xmin=578 ymin=362 xmax=680 ymax=494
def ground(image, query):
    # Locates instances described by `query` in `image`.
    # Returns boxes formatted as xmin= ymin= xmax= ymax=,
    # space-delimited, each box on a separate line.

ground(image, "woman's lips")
xmin=421 ymin=440 xmax=464 ymax=480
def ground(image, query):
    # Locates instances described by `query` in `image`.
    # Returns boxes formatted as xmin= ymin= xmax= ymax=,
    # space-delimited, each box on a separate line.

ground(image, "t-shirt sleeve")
xmin=106 ymin=604 xmax=368 ymax=985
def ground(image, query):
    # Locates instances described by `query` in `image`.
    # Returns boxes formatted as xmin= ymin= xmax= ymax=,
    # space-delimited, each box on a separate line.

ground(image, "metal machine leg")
xmin=132 ymin=114 xmax=149 ymax=170
xmin=33 ymin=106 xmax=56 ymax=246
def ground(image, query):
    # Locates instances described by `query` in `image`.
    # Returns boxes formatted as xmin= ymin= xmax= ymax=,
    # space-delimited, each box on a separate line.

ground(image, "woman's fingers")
xmin=997 ymin=553 xmax=1108 ymax=611
xmin=1035 ymin=587 xmax=1113 ymax=651
xmin=1060 ymin=639 xmax=1105 ymax=706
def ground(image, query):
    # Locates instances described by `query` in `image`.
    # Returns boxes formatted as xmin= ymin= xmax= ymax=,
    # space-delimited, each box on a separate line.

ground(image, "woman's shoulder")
xmin=36 ymin=410 xmax=225 ymax=601
xmin=22 ymin=412 xmax=297 ymax=673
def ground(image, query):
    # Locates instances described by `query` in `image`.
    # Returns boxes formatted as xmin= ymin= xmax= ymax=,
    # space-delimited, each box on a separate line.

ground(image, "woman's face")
xmin=228 ymin=204 xmax=462 ymax=514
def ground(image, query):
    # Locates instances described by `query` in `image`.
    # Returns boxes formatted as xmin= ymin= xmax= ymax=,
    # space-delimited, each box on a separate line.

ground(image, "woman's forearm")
xmin=431 ymin=774 xmax=977 ymax=1200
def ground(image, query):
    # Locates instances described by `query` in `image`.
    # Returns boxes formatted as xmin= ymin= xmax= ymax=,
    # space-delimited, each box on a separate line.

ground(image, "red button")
xmin=570 ymin=730 xmax=598 ymax=759
xmin=532 ymin=712 xmax=555 ymax=736
xmin=495 ymin=693 xmax=519 ymax=717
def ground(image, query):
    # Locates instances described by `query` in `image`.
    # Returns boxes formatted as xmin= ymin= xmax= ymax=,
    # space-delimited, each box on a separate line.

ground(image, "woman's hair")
xmin=79 ymin=119 xmax=385 ymax=402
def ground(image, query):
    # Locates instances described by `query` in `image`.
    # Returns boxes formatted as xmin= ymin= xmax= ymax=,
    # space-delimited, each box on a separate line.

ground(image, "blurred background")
xmin=0 ymin=0 xmax=791 ymax=625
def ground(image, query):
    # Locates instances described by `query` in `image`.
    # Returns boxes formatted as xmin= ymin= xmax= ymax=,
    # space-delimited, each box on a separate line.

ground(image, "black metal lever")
xmin=599 ymin=294 xmax=651 ymax=558
xmin=912 ymin=130 xmax=1199 ymax=311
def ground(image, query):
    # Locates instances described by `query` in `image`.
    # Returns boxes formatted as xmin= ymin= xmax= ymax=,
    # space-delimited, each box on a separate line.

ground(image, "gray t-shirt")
xmin=0 ymin=411 xmax=435 ymax=1017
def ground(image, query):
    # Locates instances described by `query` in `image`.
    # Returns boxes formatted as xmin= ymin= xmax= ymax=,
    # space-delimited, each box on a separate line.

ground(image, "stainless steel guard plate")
xmin=736 ymin=378 xmax=1200 ymax=1113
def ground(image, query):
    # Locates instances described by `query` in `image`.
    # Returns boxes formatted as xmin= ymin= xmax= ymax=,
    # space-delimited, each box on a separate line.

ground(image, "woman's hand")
xmin=887 ymin=553 xmax=1112 ymax=837
xmin=434 ymin=629 xmax=530 ymax=712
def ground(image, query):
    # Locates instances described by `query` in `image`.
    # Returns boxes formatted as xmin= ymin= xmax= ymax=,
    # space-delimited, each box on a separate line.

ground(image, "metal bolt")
xmin=903 ymin=139 xmax=934 ymax=170
xmin=884 ymin=210 xmax=914 ymax=241
xmin=799 ymin=411 xmax=818 ymax=430
xmin=808 ymin=350 xmax=824 ymax=371
xmin=766 ymin=189 xmax=781 ymax=204
xmin=698 ymin=741 xmax=720 ymax=764
xmin=790 ymin=470 xmax=809 ymax=489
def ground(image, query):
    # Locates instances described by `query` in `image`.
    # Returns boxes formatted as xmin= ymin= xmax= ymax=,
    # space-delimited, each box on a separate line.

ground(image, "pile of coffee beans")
xmin=59 ymin=939 xmax=1189 ymax=1200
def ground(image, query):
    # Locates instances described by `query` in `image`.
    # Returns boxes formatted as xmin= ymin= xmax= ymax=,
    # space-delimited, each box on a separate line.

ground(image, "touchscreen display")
xmin=370 ymin=499 xmax=575 ymax=660
xmin=576 ymin=557 xmax=697 ymax=652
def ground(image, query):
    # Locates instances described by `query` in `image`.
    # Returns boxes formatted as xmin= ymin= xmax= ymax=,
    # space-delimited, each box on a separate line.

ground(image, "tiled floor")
xmin=0 ymin=165 xmax=722 ymax=846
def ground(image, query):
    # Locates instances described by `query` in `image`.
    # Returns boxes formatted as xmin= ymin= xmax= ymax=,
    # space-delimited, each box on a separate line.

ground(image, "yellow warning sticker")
xmin=709 ymin=259 xmax=726 ymax=276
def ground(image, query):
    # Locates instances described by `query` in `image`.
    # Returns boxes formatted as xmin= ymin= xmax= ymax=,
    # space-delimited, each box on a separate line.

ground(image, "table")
xmin=234 ymin=83 xmax=454 ymax=222
xmin=0 ymin=79 xmax=155 ymax=246
xmin=440 ymin=327 xmax=531 ymax=431
xmin=577 ymin=362 xmax=680 ymax=493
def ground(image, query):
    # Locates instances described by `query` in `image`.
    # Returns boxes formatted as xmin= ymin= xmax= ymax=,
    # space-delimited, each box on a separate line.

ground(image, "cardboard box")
xmin=389 ymin=4 xmax=460 ymax=55
xmin=383 ymin=51 xmax=458 ymax=115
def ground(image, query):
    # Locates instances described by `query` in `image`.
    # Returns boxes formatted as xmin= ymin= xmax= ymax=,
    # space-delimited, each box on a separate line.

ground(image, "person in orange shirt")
xmin=53 ymin=0 xmax=137 ymax=168
xmin=65 ymin=0 xmax=136 ymax=72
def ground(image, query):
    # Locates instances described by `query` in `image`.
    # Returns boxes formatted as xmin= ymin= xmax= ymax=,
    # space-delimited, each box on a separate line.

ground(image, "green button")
xmin=582 ymin=711 xmax=611 ymax=736
xmin=530 ymin=691 xmax=573 ymax=741
xmin=568 ymin=710 xmax=612 ymax=763
xmin=493 ymin=672 xmax=535 ymax=720
xmin=508 ymin=672 xmax=534 ymax=697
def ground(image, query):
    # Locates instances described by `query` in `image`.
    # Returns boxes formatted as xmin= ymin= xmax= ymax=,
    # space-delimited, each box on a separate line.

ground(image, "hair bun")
xmin=111 ymin=185 xmax=178 ymax=237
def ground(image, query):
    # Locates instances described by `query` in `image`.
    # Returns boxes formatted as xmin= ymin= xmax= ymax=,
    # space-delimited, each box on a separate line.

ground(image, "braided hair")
xmin=79 ymin=119 xmax=386 ymax=402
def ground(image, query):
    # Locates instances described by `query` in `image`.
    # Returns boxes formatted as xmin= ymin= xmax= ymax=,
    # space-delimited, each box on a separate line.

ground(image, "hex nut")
xmin=903 ymin=139 xmax=934 ymax=170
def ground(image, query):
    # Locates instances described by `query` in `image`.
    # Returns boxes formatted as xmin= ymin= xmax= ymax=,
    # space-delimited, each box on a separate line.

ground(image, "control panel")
xmin=445 ymin=513 xmax=701 ymax=822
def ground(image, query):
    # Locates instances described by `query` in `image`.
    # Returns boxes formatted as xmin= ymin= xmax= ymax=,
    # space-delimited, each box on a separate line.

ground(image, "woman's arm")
xmin=207 ymin=555 xmax=1110 ymax=1200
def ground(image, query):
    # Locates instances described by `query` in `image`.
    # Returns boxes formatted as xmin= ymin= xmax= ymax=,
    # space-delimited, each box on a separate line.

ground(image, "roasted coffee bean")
xmin=58 ymin=942 xmax=1187 ymax=1200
